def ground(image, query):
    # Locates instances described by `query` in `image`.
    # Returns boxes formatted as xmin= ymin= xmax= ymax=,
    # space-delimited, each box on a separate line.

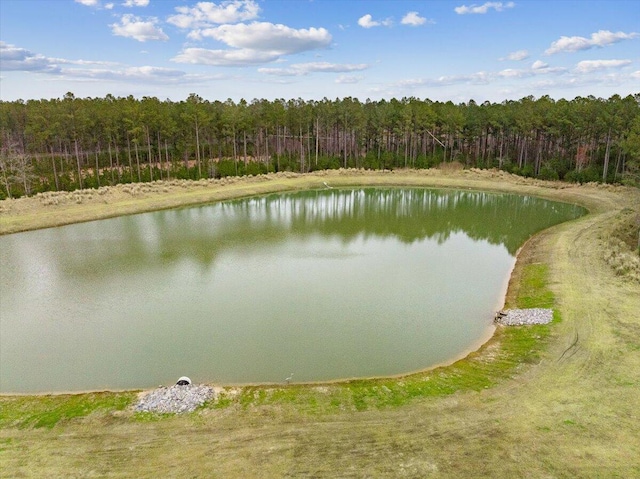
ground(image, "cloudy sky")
xmin=1 ymin=0 xmax=638 ymax=103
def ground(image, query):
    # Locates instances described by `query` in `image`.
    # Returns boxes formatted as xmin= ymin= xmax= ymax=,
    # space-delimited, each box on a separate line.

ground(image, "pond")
xmin=0 ymin=188 xmax=586 ymax=393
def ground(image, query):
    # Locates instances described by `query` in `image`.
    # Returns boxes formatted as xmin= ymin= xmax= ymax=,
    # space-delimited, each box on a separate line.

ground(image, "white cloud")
xmin=531 ymin=60 xmax=548 ymax=70
xmin=75 ymin=0 xmax=113 ymax=8
xmin=392 ymin=71 xmax=493 ymax=88
xmin=110 ymin=14 xmax=169 ymax=42
xmin=0 ymin=42 xmax=215 ymax=86
xmin=358 ymin=14 xmax=377 ymax=28
xmin=172 ymin=47 xmax=280 ymax=66
xmin=167 ymin=0 xmax=260 ymax=29
xmin=123 ymin=0 xmax=149 ymax=7
xmin=257 ymin=67 xmax=298 ymax=77
xmin=64 ymin=66 xmax=226 ymax=86
xmin=71 ymin=66 xmax=195 ymax=82
xmin=468 ymin=71 xmax=492 ymax=84
xmin=299 ymin=62 xmax=369 ymax=73
xmin=389 ymin=60 xmax=568 ymax=91
xmin=525 ymin=72 xmax=634 ymax=92
xmin=259 ymin=62 xmax=369 ymax=76
xmin=371 ymin=61 xmax=640 ymax=100
xmin=357 ymin=14 xmax=393 ymax=28
xmin=0 ymin=42 xmax=123 ymax=73
xmin=336 ymin=75 xmax=363 ymax=84
xmin=498 ymin=68 xmax=531 ymax=78
xmin=502 ymin=49 xmax=529 ymax=61
xmin=545 ymin=30 xmax=639 ymax=55
xmin=574 ymin=59 xmax=632 ymax=73
xmin=401 ymin=12 xmax=430 ymax=26
xmin=194 ymin=22 xmax=331 ymax=55
xmin=174 ymin=22 xmax=332 ymax=67
xmin=0 ymin=42 xmax=60 ymax=73
xmin=454 ymin=2 xmax=515 ymax=15
xmin=49 ymin=57 xmax=120 ymax=67
xmin=498 ymin=62 xmax=564 ymax=78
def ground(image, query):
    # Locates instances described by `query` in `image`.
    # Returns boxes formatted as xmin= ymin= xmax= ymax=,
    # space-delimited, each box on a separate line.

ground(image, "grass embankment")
xmin=1 ymin=169 xmax=639 ymax=477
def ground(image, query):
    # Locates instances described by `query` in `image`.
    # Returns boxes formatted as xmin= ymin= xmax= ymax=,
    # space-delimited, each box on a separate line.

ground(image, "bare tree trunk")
xmin=535 ymin=132 xmax=542 ymax=176
xmin=146 ymin=126 xmax=153 ymax=182
xmin=126 ymin=136 xmax=134 ymax=182
xmin=308 ymin=125 xmax=313 ymax=168
xmin=404 ymin=132 xmax=408 ymax=168
xmin=343 ymin=128 xmax=347 ymax=168
xmin=94 ymin=145 xmax=100 ymax=187
xmin=518 ymin=137 xmax=526 ymax=168
xmin=265 ymin=128 xmax=270 ymax=170
xmin=276 ymin=126 xmax=281 ymax=171
xmin=14 ymin=153 xmax=32 ymax=195
xmin=164 ymin=140 xmax=170 ymax=180
xmin=233 ymin=129 xmax=238 ymax=175
xmin=74 ymin=139 xmax=83 ymax=189
xmin=602 ymin=128 xmax=612 ymax=183
xmin=243 ymin=131 xmax=247 ymax=166
xmin=299 ymin=125 xmax=305 ymax=172
xmin=50 ymin=145 xmax=59 ymax=190
xmin=0 ymin=157 xmax=12 ymax=198
xmin=156 ymin=132 xmax=162 ymax=181
xmin=114 ymin=141 xmax=122 ymax=182
xmin=315 ymin=118 xmax=319 ymax=166
xmin=107 ymin=141 xmax=115 ymax=184
xmin=134 ymin=141 xmax=141 ymax=182
xmin=195 ymin=117 xmax=201 ymax=178
xmin=59 ymin=138 xmax=66 ymax=176
xmin=613 ymin=149 xmax=622 ymax=182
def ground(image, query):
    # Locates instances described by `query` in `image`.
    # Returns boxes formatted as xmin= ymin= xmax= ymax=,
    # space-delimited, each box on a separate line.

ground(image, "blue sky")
xmin=1 ymin=0 xmax=638 ymax=102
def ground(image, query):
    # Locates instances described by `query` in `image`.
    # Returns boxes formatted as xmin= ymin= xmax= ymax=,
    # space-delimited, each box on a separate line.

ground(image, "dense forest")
xmin=1 ymin=92 xmax=639 ymax=199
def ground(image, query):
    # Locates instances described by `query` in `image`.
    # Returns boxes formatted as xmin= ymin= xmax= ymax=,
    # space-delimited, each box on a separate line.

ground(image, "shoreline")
xmin=0 ymin=320 xmax=499 ymax=396
xmin=0 ymin=168 xmax=598 ymax=236
xmin=0 ymin=168 xmax=631 ymax=398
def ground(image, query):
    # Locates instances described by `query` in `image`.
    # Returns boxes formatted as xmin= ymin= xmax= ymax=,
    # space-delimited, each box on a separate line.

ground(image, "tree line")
xmin=0 ymin=92 xmax=639 ymax=198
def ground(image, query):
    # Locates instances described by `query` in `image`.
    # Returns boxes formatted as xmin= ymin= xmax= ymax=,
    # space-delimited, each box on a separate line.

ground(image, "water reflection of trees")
xmin=54 ymin=188 xmax=586 ymax=275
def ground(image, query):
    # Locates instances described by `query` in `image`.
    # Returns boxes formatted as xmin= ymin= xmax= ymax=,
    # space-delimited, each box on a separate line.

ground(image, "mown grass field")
xmin=1 ymin=168 xmax=639 ymax=478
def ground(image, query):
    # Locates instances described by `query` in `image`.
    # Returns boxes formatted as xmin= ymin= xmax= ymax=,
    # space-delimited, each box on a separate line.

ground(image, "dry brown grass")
xmin=0 ymin=168 xmax=593 ymax=235
xmin=1 ymin=169 xmax=639 ymax=478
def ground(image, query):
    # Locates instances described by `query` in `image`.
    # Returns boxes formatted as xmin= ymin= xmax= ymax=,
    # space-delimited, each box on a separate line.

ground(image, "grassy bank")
xmin=0 ymin=167 xmax=615 ymax=235
xmin=1 ymin=169 xmax=639 ymax=477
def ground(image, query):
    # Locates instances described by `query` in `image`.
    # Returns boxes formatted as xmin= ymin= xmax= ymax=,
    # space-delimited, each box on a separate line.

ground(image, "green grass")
xmin=0 ymin=392 xmax=135 ymax=429
xmin=516 ymin=263 xmax=555 ymax=308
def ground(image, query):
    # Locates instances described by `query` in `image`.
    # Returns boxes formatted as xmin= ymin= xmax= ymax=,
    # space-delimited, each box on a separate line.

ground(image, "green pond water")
xmin=0 ymin=188 xmax=586 ymax=393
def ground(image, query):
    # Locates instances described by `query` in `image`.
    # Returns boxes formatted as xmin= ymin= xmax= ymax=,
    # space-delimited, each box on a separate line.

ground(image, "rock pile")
xmin=134 ymin=383 xmax=215 ymax=414
xmin=494 ymin=308 xmax=553 ymax=326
